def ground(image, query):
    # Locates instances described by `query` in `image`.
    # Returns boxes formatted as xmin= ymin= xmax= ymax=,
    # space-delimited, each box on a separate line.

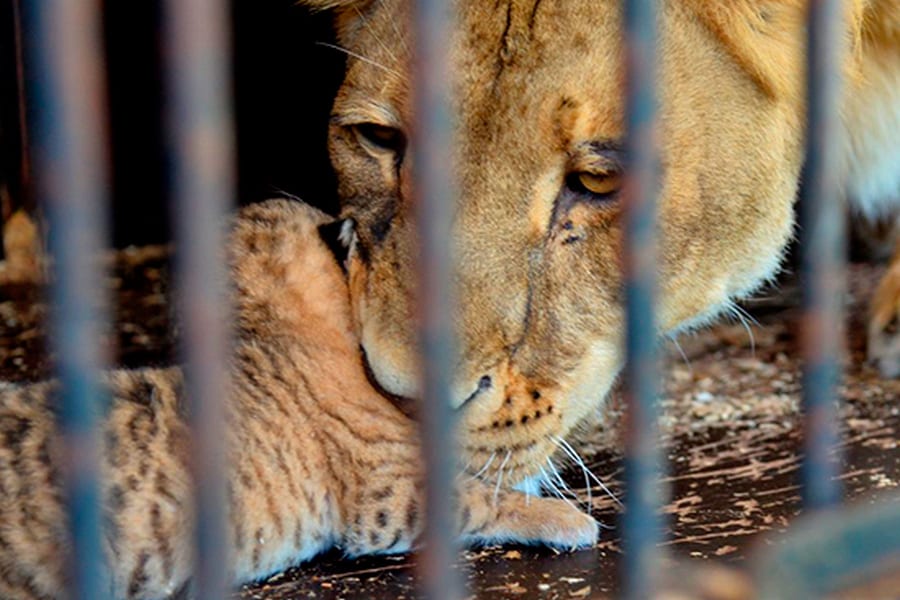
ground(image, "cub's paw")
xmin=868 ymin=254 xmax=900 ymax=378
xmin=458 ymin=480 xmax=598 ymax=550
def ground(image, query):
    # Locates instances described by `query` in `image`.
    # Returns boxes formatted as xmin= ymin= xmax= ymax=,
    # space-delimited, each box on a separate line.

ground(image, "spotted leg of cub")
xmin=868 ymin=241 xmax=900 ymax=378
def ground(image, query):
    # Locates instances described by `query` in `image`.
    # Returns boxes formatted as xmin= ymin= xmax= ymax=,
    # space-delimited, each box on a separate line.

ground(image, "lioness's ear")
xmin=686 ymin=1 xmax=863 ymax=102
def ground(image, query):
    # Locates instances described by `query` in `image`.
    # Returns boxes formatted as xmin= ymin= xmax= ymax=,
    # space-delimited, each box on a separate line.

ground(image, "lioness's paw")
xmin=868 ymin=254 xmax=900 ymax=378
xmin=492 ymin=495 xmax=599 ymax=549
xmin=458 ymin=480 xmax=598 ymax=550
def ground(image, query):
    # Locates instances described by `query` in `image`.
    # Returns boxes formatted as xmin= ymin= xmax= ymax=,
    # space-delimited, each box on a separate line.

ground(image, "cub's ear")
xmin=686 ymin=0 xmax=863 ymax=102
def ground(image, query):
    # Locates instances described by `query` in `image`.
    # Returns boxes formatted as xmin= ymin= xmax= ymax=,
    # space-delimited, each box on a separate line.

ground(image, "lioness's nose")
xmin=454 ymin=374 xmax=492 ymax=410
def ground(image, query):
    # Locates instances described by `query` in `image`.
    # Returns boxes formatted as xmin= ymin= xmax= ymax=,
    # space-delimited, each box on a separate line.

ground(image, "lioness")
xmin=310 ymin=0 xmax=900 ymax=484
xmin=0 ymin=1 xmax=897 ymax=597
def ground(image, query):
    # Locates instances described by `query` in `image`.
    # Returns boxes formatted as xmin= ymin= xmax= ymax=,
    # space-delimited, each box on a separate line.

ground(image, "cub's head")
xmin=301 ymin=0 xmax=860 ymax=483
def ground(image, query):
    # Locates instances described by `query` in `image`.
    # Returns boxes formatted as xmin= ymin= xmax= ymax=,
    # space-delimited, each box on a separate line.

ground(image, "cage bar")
xmin=162 ymin=0 xmax=236 ymax=597
xmin=411 ymin=1 xmax=461 ymax=599
xmin=11 ymin=0 xmax=31 ymax=212
xmin=21 ymin=0 xmax=111 ymax=597
xmin=621 ymin=0 xmax=663 ymax=598
xmin=799 ymin=0 xmax=845 ymax=511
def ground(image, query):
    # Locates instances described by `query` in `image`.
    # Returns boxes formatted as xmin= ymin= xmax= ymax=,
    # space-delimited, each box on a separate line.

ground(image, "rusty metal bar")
xmin=799 ymin=0 xmax=845 ymax=511
xmin=162 ymin=0 xmax=235 ymax=597
xmin=621 ymin=0 xmax=662 ymax=598
xmin=411 ymin=1 xmax=461 ymax=599
xmin=22 ymin=0 xmax=111 ymax=597
xmin=12 ymin=0 xmax=32 ymax=213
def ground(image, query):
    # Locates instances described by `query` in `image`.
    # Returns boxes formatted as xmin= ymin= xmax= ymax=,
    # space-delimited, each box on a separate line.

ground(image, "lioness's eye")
xmin=566 ymin=171 xmax=622 ymax=200
xmin=352 ymin=123 xmax=406 ymax=154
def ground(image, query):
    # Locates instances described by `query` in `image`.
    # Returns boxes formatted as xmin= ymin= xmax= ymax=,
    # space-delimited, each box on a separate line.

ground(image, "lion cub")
xmin=0 ymin=200 xmax=596 ymax=599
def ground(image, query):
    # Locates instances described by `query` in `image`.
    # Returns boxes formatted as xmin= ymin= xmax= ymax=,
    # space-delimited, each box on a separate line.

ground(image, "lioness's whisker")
xmin=726 ymin=300 xmax=759 ymax=357
xmin=537 ymin=464 xmax=558 ymax=497
xmin=270 ymin=188 xmax=303 ymax=203
xmin=551 ymin=442 xmax=618 ymax=530
xmin=546 ymin=457 xmax=577 ymax=501
xmin=466 ymin=451 xmax=496 ymax=481
xmin=384 ymin=11 xmax=410 ymax=53
xmin=553 ymin=436 xmax=592 ymax=510
xmin=353 ymin=6 xmax=399 ymax=63
xmin=493 ymin=450 xmax=512 ymax=507
xmin=538 ymin=465 xmax=582 ymax=515
xmin=314 ymin=42 xmax=402 ymax=77
xmin=554 ymin=435 xmax=624 ymax=509
xmin=667 ymin=334 xmax=693 ymax=372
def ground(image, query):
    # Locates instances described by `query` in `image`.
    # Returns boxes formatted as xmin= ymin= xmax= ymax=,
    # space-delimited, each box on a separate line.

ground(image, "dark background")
xmin=0 ymin=0 xmax=345 ymax=248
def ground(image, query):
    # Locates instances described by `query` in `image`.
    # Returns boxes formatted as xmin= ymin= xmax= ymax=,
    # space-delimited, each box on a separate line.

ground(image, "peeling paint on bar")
xmin=621 ymin=1 xmax=664 ymax=599
xmin=412 ymin=1 xmax=462 ymax=599
xmin=163 ymin=0 xmax=236 ymax=598
xmin=799 ymin=0 xmax=845 ymax=511
xmin=22 ymin=0 xmax=112 ymax=598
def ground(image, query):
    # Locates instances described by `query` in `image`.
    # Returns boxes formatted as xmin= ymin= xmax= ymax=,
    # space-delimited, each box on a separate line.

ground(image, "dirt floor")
xmin=0 ymin=242 xmax=897 ymax=599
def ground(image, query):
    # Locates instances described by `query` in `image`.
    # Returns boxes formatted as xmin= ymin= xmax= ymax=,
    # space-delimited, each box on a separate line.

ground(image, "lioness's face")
xmin=318 ymin=0 xmax=809 ymax=482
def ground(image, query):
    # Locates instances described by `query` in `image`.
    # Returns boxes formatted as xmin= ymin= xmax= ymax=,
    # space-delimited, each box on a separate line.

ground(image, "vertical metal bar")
xmin=621 ymin=1 xmax=662 ymax=598
xmin=411 ymin=1 xmax=461 ymax=599
xmin=799 ymin=0 xmax=845 ymax=510
xmin=12 ymin=0 xmax=32 ymax=212
xmin=22 ymin=0 xmax=111 ymax=598
xmin=163 ymin=0 xmax=235 ymax=597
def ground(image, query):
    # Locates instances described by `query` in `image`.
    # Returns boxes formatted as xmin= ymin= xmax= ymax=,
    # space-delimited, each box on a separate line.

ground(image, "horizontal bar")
xmin=621 ymin=0 xmax=663 ymax=598
xmin=799 ymin=0 xmax=845 ymax=511
xmin=22 ymin=0 xmax=112 ymax=597
xmin=163 ymin=0 xmax=236 ymax=597
xmin=412 ymin=0 xmax=461 ymax=599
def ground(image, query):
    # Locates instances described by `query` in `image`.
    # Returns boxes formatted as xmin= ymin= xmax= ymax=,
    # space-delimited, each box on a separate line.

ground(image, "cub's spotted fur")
xmin=0 ymin=200 xmax=596 ymax=599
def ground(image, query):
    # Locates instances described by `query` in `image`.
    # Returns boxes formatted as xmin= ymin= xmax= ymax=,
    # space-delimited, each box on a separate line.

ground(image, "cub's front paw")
xmin=458 ymin=480 xmax=599 ymax=550
xmin=868 ymin=253 xmax=900 ymax=378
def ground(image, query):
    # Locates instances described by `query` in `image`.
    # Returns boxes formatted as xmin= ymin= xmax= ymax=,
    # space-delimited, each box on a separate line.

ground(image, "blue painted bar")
xmin=799 ymin=0 xmax=845 ymax=511
xmin=411 ymin=1 xmax=461 ymax=599
xmin=22 ymin=1 xmax=111 ymax=598
xmin=620 ymin=0 xmax=662 ymax=598
xmin=162 ymin=0 xmax=235 ymax=597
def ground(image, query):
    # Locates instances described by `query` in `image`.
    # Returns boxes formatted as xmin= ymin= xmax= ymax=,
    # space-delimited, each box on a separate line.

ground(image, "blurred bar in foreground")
xmin=162 ymin=0 xmax=236 ymax=597
xmin=411 ymin=1 xmax=461 ymax=599
xmin=621 ymin=0 xmax=664 ymax=598
xmin=799 ymin=0 xmax=845 ymax=511
xmin=23 ymin=0 xmax=111 ymax=597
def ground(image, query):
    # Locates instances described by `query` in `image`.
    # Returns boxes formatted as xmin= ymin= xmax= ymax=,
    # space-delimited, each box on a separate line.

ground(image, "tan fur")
xmin=4 ymin=1 xmax=899 ymax=594
xmin=0 ymin=200 xmax=596 ymax=599
xmin=845 ymin=0 xmax=900 ymax=376
xmin=312 ymin=0 xmax=900 ymax=489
